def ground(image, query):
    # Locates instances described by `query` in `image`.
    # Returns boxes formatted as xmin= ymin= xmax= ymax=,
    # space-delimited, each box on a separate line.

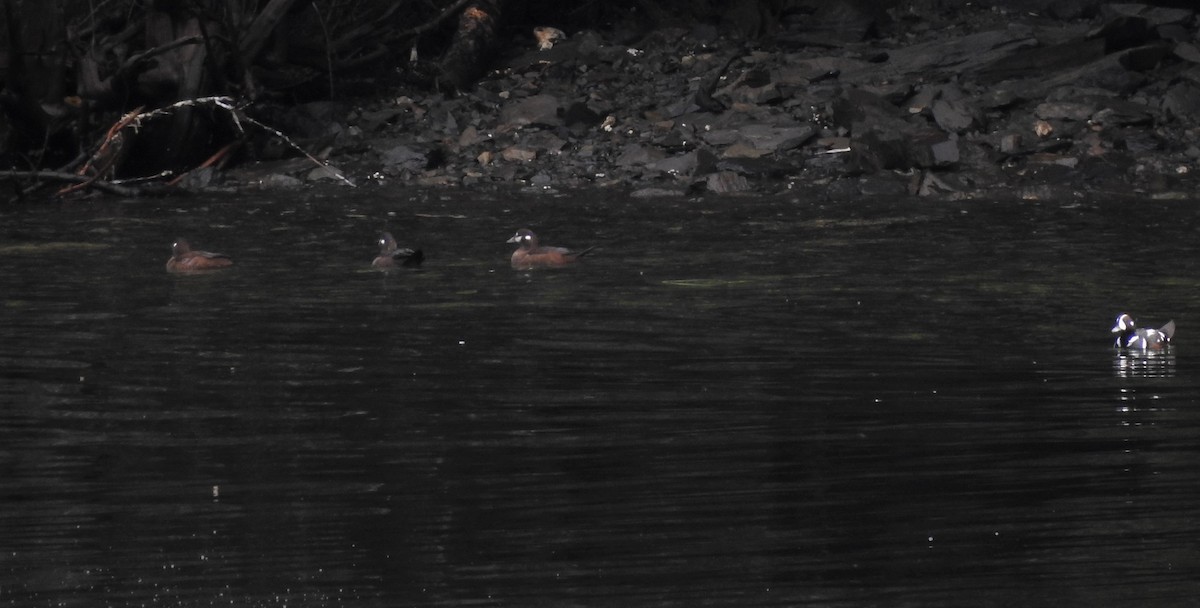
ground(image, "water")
xmin=2 ymin=188 xmax=1199 ymax=606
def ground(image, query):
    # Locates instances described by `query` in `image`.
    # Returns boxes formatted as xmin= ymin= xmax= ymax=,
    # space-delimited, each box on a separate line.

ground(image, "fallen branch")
xmin=57 ymin=106 xmax=145 ymax=196
xmin=138 ymin=97 xmax=357 ymax=186
xmin=213 ymin=101 xmax=358 ymax=187
xmin=0 ymin=170 xmax=148 ymax=197
xmin=55 ymin=96 xmax=356 ymax=197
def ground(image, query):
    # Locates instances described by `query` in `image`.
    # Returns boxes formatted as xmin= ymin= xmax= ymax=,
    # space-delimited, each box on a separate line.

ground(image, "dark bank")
xmin=1 ymin=0 xmax=1199 ymax=199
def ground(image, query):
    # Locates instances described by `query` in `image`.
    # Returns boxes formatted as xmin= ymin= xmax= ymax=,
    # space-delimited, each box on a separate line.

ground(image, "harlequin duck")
xmin=1112 ymin=313 xmax=1175 ymax=351
xmin=507 ymin=228 xmax=592 ymax=270
xmin=371 ymin=232 xmax=424 ymax=268
xmin=166 ymin=238 xmax=232 ymax=272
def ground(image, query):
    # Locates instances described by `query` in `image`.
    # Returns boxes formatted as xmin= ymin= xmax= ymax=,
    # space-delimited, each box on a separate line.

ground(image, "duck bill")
xmin=506 ymin=234 xmax=521 ymax=243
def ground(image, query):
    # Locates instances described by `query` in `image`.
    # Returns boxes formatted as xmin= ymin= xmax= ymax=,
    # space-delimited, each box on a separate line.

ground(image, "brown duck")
xmin=507 ymin=229 xmax=592 ymax=270
xmin=166 ymin=238 xmax=232 ymax=272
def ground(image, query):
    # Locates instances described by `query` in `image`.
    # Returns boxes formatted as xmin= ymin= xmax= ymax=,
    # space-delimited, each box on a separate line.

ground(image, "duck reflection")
xmin=1112 ymin=350 xmax=1175 ymax=379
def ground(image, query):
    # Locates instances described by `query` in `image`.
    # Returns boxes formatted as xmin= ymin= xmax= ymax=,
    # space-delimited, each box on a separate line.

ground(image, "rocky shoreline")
xmin=229 ymin=2 xmax=1200 ymax=201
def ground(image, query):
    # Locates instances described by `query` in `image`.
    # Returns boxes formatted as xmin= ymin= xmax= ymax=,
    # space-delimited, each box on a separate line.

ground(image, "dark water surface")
xmin=2 ymin=188 xmax=1200 ymax=606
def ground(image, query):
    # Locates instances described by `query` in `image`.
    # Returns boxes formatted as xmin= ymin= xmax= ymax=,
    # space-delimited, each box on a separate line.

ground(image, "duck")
xmin=507 ymin=228 xmax=592 ymax=270
xmin=372 ymin=232 xmax=424 ymax=268
xmin=166 ymin=238 xmax=233 ymax=272
xmin=1111 ymin=313 xmax=1175 ymax=351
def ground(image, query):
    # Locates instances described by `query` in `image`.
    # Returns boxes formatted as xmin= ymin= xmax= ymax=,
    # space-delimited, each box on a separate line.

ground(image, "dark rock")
xmin=1175 ymin=43 xmax=1200 ymax=65
xmin=355 ymin=107 xmax=408 ymax=133
xmin=978 ymin=87 xmax=1026 ymax=110
xmin=661 ymin=98 xmax=695 ymax=119
xmin=720 ymin=143 xmax=770 ymax=159
xmin=1121 ymin=130 xmax=1163 ymax=154
xmin=856 ymin=174 xmax=909 ymax=197
xmin=563 ymin=102 xmax=601 ymax=128
xmin=905 ymin=86 xmax=939 ymax=116
xmin=615 ymin=143 xmax=665 ymax=167
xmin=715 ymin=156 xmax=796 ymax=179
xmin=499 ymin=146 xmax=537 ymax=162
xmin=1118 ymin=42 xmax=1172 ymax=72
xmin=1089 ymin=16 xmax=1153 ymax=53
xmin=1156 ymin=24 xmax=1191 ymax=43
xmin=730 ymin=84 xmax=783 ymax=106
xmin=458 ymin=125 xmax=489 ymax=148
xmin=833 ymin=88 xmax=906 ymax=133
xmin=648 ymin=151 xmax=699 ymax=177
xmin=307 ymin=165 xmax=349 ymax=182
xmin=215 ymin=3 xmax=1200 ymax=199
xmin=654 ymin=130 xmax=696 ymax=153
xmin=929 ymin=137 xmax=960 ymax=167
xmin=1032 ymin=138 xmax=1074 ymax=155
xmin=723 ymin=2 xmax=771 ymax=38
xmin=175 ymin=167 xmax=215 ymax=190
xmin=288 ymin=101 xmax=346 ymax=137
xmin=971 ymin=39 xmax=1106 ymax=86
xmin=916 ymin=171 xmax=958 ymax=197
xmin=907 ymin=131 xmax=960 ymax=168
xmin=1023 ymin=53 xmax=1148 ymax=97
xmin=740 ymin=69 xmax=771 ymax=89
xmin=1045 ymin=0 xmax=1099 ymax=20
xmin=805 ymin=0 xmax=882 ymax=43
xmin=258 ymin=173 xmax=304 ymax=189
xmin=700 ymin=128 xmax=741 ymax=146
xmin=735 ymin=124 xmax=815 ymax=154
xmin=630 ymin=187 xmax=687 ymax=198
xmin=380 ymin=144 xmax=428 ymax=172
xmin=1162 ymin=82 xmax=1200 ymax=122
xmin=858 ymin=82 xmax=913 ymax=105
xmin=499 ymin=94 xmax=560 ymax=128
xmin=1090 ymin=99 xmax=1153 ymax=126
xmin=1183 ymin=65 xmax=1200 ymax=86
xmin=519 ymin=131 xmax=567 ymax=154
xmin=1101 ymin=4 xmax=1195 ymax=28
xmin=1035 ymin=101 xmax=1098 ymax=121
xmin=1000 ymin=133 xmax=1022 ymax=154
xmin=848 ymin=129 xmax=909 ymax=173
xmin=1028 ymin=153 xmax=1079 ymax=169
xmin=774 ymin=57 xmax=872 ymax=86
xmin=931 ymin=93 xmax=976 ymax=133
xmin=706 ymin=171 xmax=751 ymax=194
xmin=857 ymin=29 xmax=1038 ymax=82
